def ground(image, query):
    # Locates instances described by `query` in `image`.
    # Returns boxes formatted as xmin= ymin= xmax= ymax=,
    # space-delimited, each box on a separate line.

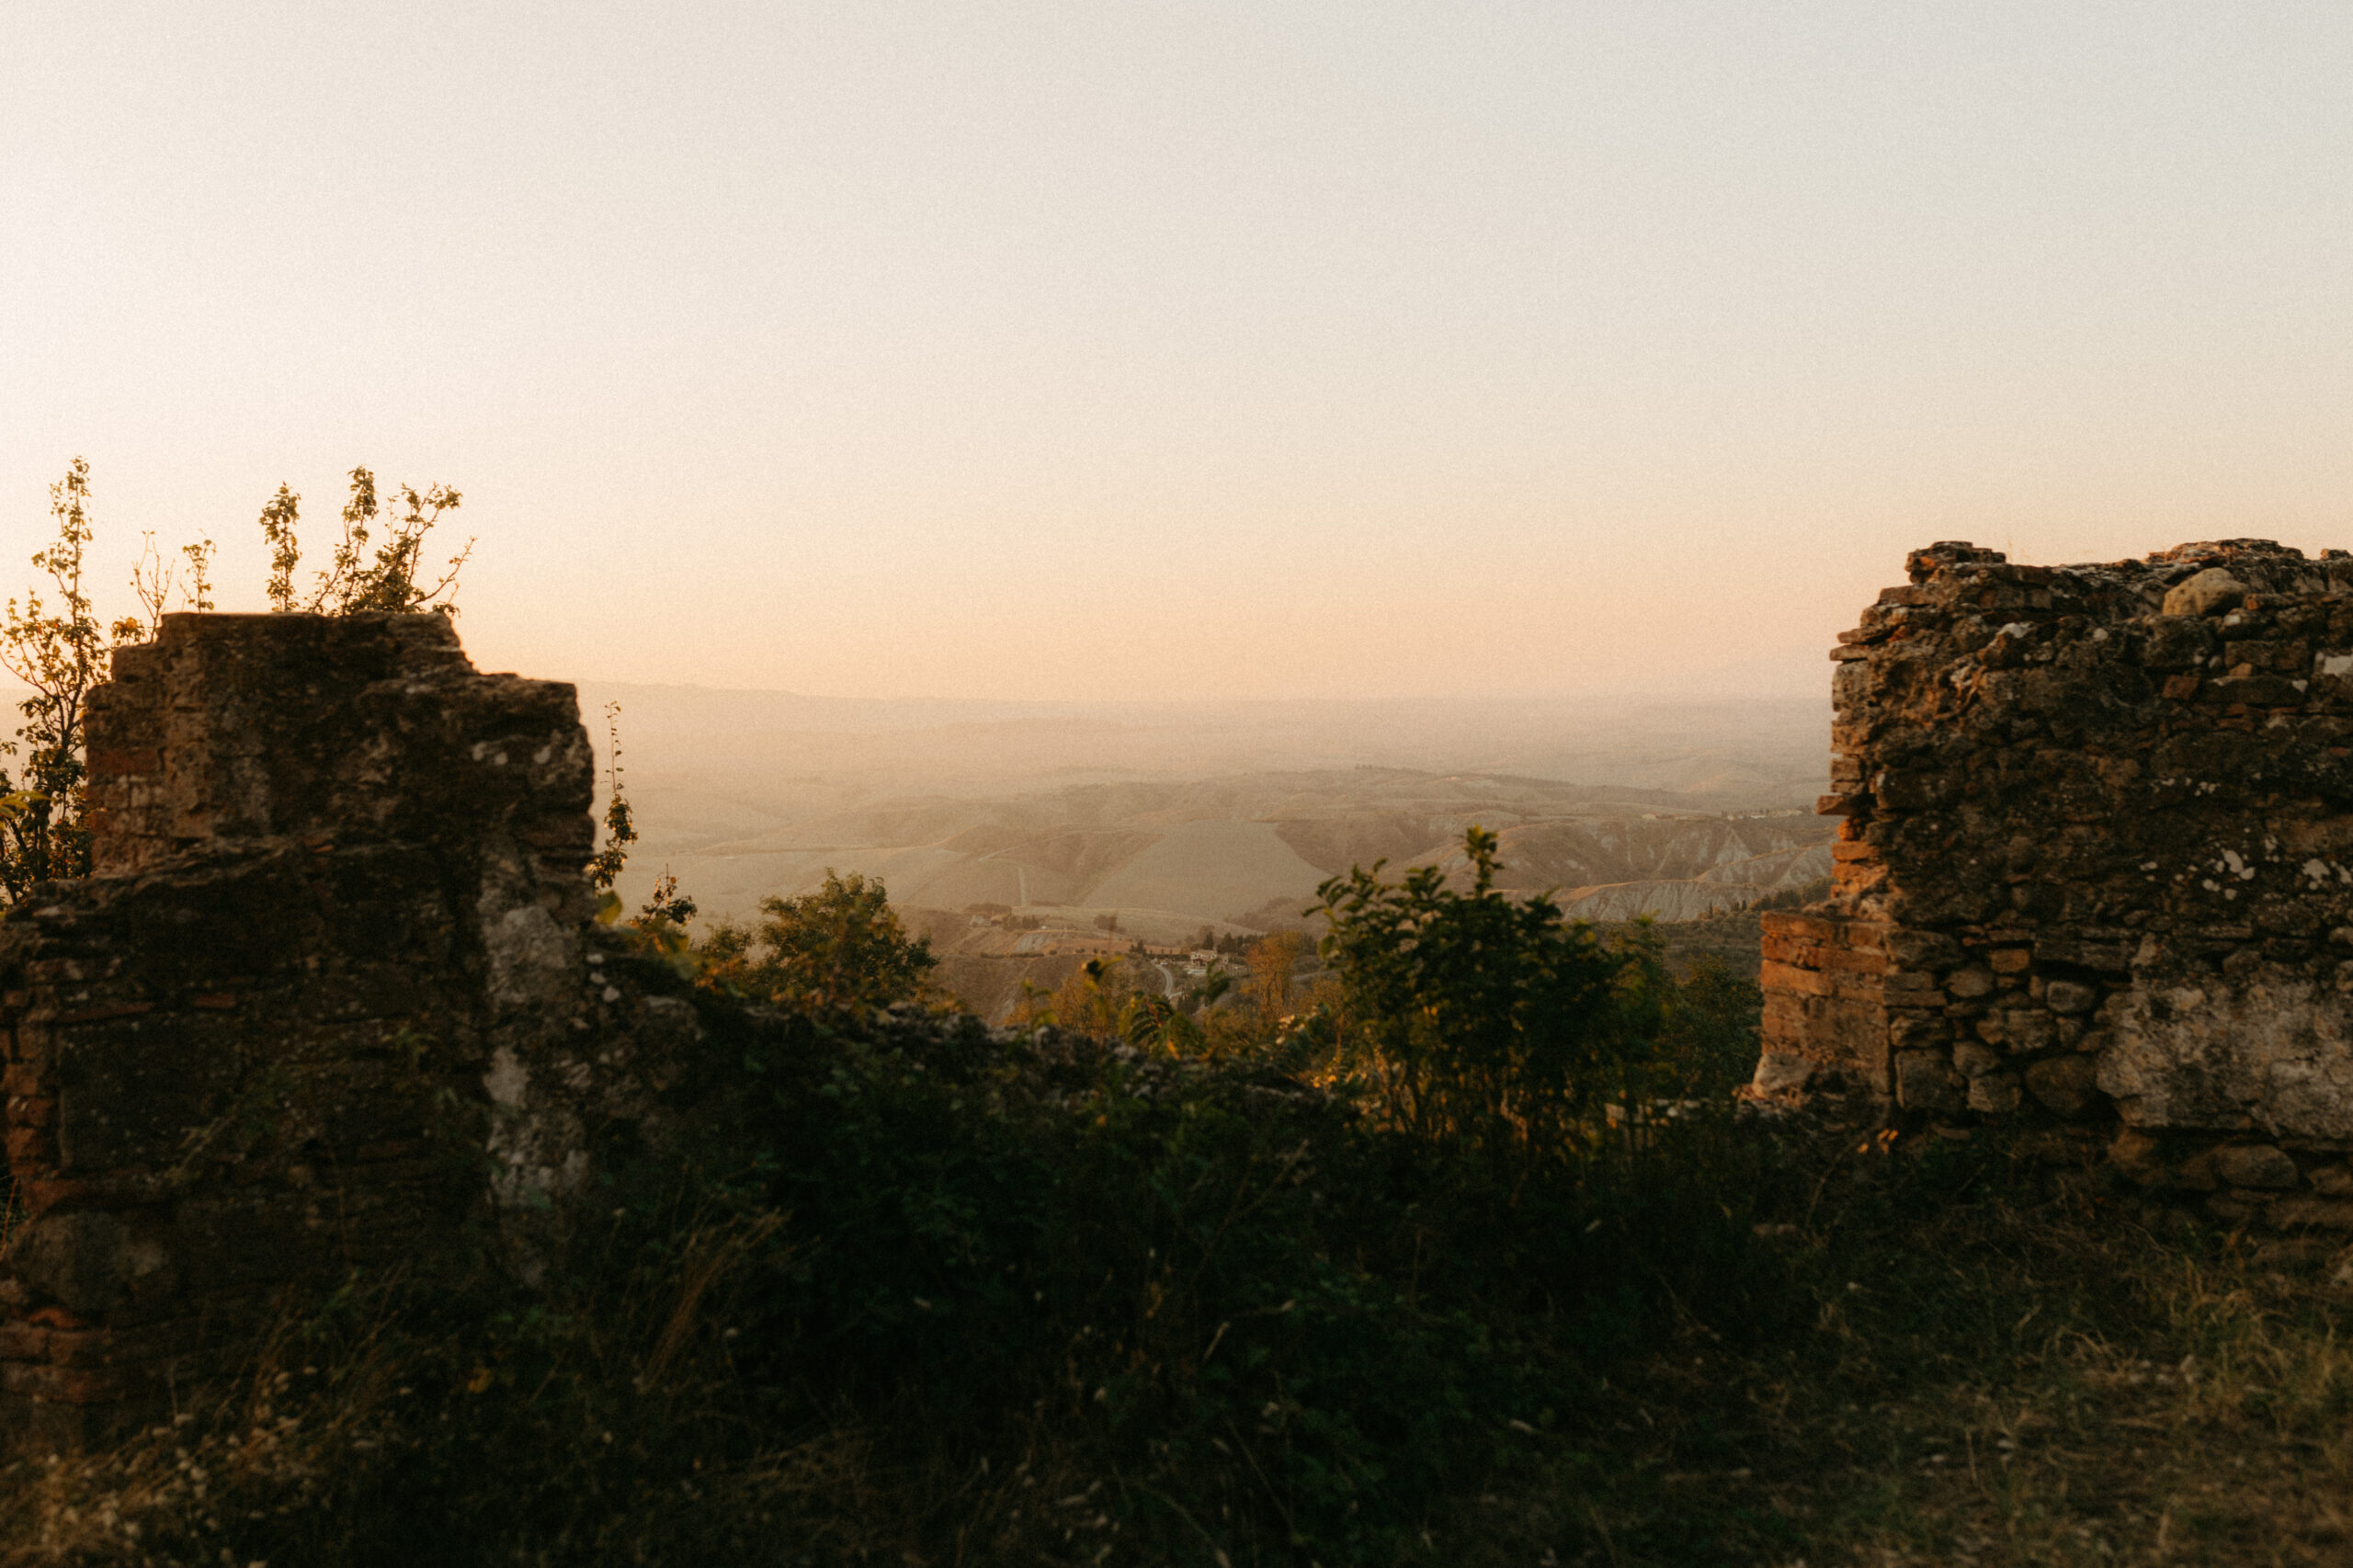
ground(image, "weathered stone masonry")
xmin=1758 ymin=540 xmax=2353 ymax=1219
xmin=0 ymin=613 xmax=700 ymax=1447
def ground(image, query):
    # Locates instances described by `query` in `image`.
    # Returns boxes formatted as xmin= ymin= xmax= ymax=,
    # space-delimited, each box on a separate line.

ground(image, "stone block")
xmin=2265 ymin=1196 xmax=2353 ymax=1230
xmin=1759 ymin=959 xmax=1836 ymax=998
xmin=2109 ymin=1128 xmax=2168 ymax=1186
xmin=2211 ymin=1144 xmax=2301 ymax=1190
xmin=1946 ymin=968 xmax=1996 ymax=999
xmin=2002 ymin=1008 xmax=2057 ymax=1051
xmin=2043 ymin=980 xmax=2100 ymax=1014
xmin=1749 ymin=1052 xmax=1814 ymax=1096
xmin=1952 ymin=1040 xmax=2003 ymax=1078
xmin=2309 ymin=1165 xmax=2353 ymax=1197
xmin=2163 ymin=568 xmax=2248 ymax=618
xmin=1891 ymin=1050 xmax=1962 ymax=1114
xmin=1888 ymin=1014 xmax=1949 ymax=1049
xmin=2022 ymin=1055 xmax=2100 ymax=1118
xmin=1967 ymin=1072 xmax=2023 ymax=1115
xmin=1885 ymin=928 xmax=1962 ymax=970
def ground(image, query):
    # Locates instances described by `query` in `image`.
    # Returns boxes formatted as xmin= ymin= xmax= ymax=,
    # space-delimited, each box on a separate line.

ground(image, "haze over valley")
xmin=587 ymin=683 xmax=1836 ymax=968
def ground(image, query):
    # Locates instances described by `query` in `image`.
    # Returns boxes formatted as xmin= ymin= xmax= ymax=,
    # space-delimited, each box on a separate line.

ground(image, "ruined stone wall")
xmin=0 ymin=614 xmax=697 ymax=1447
xmin=1758 ymin=540 xmax=2353 ymax=1220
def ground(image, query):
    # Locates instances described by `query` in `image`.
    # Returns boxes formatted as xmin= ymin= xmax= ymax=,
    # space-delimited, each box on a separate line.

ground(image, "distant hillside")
xmin=1404 ymin=812 xmax=1831 ymax=922
xmin=562 ymin=681 xmax=1832 ymax=934
xmin=617 ymin=764 xmax=1829 ymax=938
xmin=578 ymin=684 xmax=1827 ymax=816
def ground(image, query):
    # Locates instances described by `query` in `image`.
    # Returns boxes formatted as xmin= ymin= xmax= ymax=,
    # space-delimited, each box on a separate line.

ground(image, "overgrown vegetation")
xmin=29 ymin=833 xmax=2353 ymax=1568
xmin=17 ymin=1057 xmax=2353 ymax=1565
xmin=1309 ymin=825 xmax=1666 ymax=1163
xmin=585 ymin=699 xmax=699 ymax=933
xmin=13 ymin=781 xmax=2340 ymax=1563
xmin=0 ymin=459 xmax=472 ymax=906
xmin=0 ymin=820 xmax=1778 ymax=1563
xmin=0 ymin=460 xmax=110 ymax=896
xmin=698 ymin=871 xmax=938 ymax=1009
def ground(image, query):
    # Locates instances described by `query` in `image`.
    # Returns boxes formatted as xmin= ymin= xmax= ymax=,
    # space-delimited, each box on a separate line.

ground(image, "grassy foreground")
xmin=1496 ymin=1138 xmax=2353 ymax=1567
xmin=3 ymin=980 xmax=2348 ymax=1563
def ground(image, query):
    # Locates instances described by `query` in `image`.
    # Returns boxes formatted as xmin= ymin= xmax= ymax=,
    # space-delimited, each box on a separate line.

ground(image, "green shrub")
xmin=696 ymin=869 xmax=938 ymax=1010
xmin=1311 ymin=826 xmax=1669 ymax=1163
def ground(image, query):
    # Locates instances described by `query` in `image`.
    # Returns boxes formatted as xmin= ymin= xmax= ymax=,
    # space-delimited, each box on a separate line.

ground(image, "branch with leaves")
xmin=0 ymin=460 xmax=210 ymax=896
xmin=585 ymin=701 xmax=699 ymax=937
xmin=258 ymin=467 xmax=472 ymax=616
xmin=585 ymin=702 xmax=637 ymax=896
xmin=119 ymin=530 xmax=217 ymax=643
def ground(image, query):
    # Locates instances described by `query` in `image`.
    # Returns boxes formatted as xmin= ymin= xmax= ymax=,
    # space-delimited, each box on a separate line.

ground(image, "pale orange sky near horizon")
xmin=4 ymin=2 xmax=2349 ymax=703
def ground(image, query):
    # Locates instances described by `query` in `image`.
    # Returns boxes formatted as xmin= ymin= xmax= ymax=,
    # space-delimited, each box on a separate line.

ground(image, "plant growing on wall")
xmin=0 ymin=460 xmax=222 ymax=900
xmin=583 ymin=700 xmax=699 ymax=937
xmin=0 ymin=457 xmax=475 ymax=905
xmin=125 ymin=529 xmax=216 ymax=641
xmin=585 ymin=701 xmax=638 ymax=897
xmin=0 ymin=460 xmax=111 ymax=898
xmin=257 ymin=466 xmax=472 ymax=615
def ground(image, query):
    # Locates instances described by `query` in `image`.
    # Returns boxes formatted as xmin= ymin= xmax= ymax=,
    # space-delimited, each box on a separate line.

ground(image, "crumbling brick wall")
xmin=1758 ymin=540 xmax=2353 ymax=1221
xmin=0 ymin=614 xmax=696 ymax=1447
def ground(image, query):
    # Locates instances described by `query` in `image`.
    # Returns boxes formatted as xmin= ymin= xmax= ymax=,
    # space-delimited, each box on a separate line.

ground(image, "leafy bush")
xmin=696 ymin=870 xmax=938 ymax=1010
xmin=1311 ymin=826 xmax=1668 ymax=1162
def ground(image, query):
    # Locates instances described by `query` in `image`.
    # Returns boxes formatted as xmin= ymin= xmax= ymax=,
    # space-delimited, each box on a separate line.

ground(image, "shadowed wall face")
xmin=0 ymin=614 xmax=604 ymax=1448
xmin=85 ymin=613 xmax=484 ymax=872
xmin=1759 ymin=540 xmax=2353 ymax=1219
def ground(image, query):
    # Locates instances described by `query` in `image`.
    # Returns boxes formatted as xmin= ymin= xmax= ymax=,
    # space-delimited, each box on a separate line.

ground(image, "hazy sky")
xmin=5 ymin=2 xmax=2348 ymax=701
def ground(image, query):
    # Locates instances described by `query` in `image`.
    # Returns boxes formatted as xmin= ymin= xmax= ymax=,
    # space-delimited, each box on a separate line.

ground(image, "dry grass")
xmin=11 ymin=1122 xmax=2353 ymax=1565
xmin=1460 ymin=1147 xmax=2353 ymax=1568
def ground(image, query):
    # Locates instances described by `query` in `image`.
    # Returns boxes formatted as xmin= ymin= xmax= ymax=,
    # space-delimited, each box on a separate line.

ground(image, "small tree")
xmin=585 ymin=701 xmax=638 ymax=895
xmin=0 ymin=460 xmax=111 ymax=898
xmin=1009 ymin=952 xmax=1161 ymax=1036
xmin=125 ymin=529 xmax=216 ymax=640
xmin=699 ymin=870 xmax=936 ymax=1013
xmin=1312 ymin=826 xmax=1665 ymax=1162
xmin=1120 ymin=990 xmax=1206 ymax=1054
xmin=1244 ymin=931 xmax=1302 ymax=1025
